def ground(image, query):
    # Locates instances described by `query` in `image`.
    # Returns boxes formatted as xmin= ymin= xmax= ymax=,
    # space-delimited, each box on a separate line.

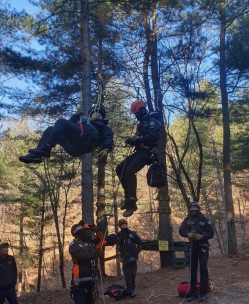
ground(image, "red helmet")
xmin=130 ymin=100 xmax=147 ymax=114
xmin=118 ymin=219 xmax=128 ymax=227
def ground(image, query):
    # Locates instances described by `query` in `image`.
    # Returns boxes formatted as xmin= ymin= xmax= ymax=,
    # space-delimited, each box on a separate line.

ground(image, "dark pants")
xmin=0 ymin=287 xmax=18 ymax=304
xmin=38 ymin=119 xmax=95 ymax=157
xmin=73 ymin=284 xmax=94 ymax=304
xmin=190 ymin=247 xmax=209 ymax=296
xmin=116 ymin=150 xmax=151 ymax=198
xmin=122 ymin=262 xmax=137 ymax=292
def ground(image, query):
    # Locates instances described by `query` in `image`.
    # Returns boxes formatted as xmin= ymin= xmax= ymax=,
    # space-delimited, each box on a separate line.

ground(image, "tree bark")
xmin=37 ymin=196 xmax=45 ymax=292
xmin=219 ymin=2 xmax=237 ymax=255
xmin=80 ymin=0 xmax=93 ymax=223
xmin=112 ymin=167 xmax=121 ymax=276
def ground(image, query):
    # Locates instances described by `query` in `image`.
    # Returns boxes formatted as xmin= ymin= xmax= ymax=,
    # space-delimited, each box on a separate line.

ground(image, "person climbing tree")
xmin=116 ymin=100 xmax=162 ymax=217
xmin=69 ymin=220 xmax=104 ymax=304
xmin=179 ymin=202 xmax=214 ymax=302
xmin=19 ymin=105 xmax=113 ymax=164
xmin=106 ymin=219 xmax=142 ymax=298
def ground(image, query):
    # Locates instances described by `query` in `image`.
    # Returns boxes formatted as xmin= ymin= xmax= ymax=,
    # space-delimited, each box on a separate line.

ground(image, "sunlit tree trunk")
xmin=80 ymin=0 xmax=94 ymax=223
xmin=219 ymin=1 xmax=237 ymax=255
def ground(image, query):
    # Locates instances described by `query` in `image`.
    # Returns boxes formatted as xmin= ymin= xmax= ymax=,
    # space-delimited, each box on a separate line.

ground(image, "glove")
xmin=193 ymin=234 xmax=203 ymax=240
xmin=92 ymin=250 xmax=104 ymax=259
xmin=98 ymin=149 xmax=109 ymax=161
xmin=187 ymin=232 xmax=195 ymax=239
xmin=89 ymin=224 xmax=98 ymax=232
xmin=76 ymin=107 xmax=83 ymax=115
xmin=125 ymin=136 xmax=139 ymax=146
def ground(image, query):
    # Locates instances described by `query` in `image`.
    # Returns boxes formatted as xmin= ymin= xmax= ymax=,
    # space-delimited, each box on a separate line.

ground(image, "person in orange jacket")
xmin=69 ymin=220 xmax=105 ymax=304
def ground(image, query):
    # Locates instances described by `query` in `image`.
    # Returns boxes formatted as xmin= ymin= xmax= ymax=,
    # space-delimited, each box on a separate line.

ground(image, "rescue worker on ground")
xmin=106 ymin=219 xmax=142 ymax=298
xmin=116 ymin=100 xmax=161 ymax=217
xmin=179 ymin=202 xmax=214 ymax=302
xmin=0 ymin=241 xmax=18 ymax=304
xmin=19 ymin=105 xmax=113 ymax=164
xmin=69 ymin=220 xmax=104 ymax=304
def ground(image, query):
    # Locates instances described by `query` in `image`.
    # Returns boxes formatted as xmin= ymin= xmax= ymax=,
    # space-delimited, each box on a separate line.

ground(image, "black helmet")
xmin=189 ymin=201 xmax=200 ymax=209
xmin=88 ymin=104 xmax=106 ymax=119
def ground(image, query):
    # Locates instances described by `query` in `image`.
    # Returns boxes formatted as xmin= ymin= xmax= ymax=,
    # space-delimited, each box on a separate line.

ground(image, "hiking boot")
xmin=120 ymin=197 xmax=138 ymax=210
xmin=123 ymin=205 xmax=137 ymax=217
xmin=19 ymin=154 xmax=42 ymax=164
xmin=129 ymin=290 xmax=136 ymax=298
xmin=187 ymin=294 xmax=199 ymax=302
xmin=199 ymin=294 xmax=207 ymax=302
xmin=28 ymin=144 xmax=51 ymax=158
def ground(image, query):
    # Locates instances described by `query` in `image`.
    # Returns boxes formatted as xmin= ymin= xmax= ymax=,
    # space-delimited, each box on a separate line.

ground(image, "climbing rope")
xmin=97 ymin=119 xmax=137 ymax=303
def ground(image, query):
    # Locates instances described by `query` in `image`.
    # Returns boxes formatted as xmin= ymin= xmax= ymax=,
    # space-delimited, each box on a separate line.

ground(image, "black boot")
xmin=19 ymin=154 xmax=43 ymax=164
xmin=187 ymin=294 xmax=199 ymax=302
xmin=123 ymin=198 xmax=138 ymax=217
xmin=29 ymin=143 xmax=51 ymax=158
xmin=129 ymin=290 xmax=136 ymax=298
xmin=199 ymin=294 xmax=207 ymax=302
xmin=120 ymin=197 xmax=138 ymax=210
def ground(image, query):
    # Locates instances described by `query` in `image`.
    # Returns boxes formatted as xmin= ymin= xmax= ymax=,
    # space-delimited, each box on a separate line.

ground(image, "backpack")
xmin=147 ymin=161 xmax=167 ymax=187
xmin=177 ymin=279 xmax=214 ymax=298
xmin=104 ymin=284 xmax=127 ymax=301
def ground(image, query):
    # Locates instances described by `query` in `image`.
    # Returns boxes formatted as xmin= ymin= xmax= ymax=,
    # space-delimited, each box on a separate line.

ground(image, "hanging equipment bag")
xmin=147 ymin=161 xmax=167 ymax=188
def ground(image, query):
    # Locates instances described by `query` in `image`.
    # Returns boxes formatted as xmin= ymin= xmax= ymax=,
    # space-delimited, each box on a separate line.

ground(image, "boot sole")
xmin=19 ymin=157 xmax=42 ymax=164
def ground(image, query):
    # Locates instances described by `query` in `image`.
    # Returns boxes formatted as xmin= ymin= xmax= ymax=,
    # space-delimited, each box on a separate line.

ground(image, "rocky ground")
xmin=18 ymin=254 xmax=249 ymax=304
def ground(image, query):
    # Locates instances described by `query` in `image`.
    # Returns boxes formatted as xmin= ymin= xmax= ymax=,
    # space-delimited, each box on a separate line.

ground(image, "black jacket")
xmin=69 ymin=115 xmax=113 ymax=151
xmin=106 ymin=229 xmax=142 ymax=264
xmin=137 ymin=112 xmax=162 ymax=148
xmin=0 ymin=255 xmax=17 ymax=290
xmin=179 ymin=212 xmax=214 ymax=247
xmin=69 ymin=239 xmax=95 ymax=286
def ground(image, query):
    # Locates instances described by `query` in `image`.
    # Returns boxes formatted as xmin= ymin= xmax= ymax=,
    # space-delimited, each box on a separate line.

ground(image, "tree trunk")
xmin=37 ymin=197 xmax=45 ymax=292
xmin=142 ymin=3 xmax=172 ymax=267
xmin=211 ymin=132 xmax=228 ymax=250
xmin=219 ymin=2 xmax=237 ymax=255
xmin=80 ymin=0 xmax=93 ymax=223
xmin=97 ymin=157 xmax=107 ymax=274
xmin=112 ymin=167 xmax=121 ymax=276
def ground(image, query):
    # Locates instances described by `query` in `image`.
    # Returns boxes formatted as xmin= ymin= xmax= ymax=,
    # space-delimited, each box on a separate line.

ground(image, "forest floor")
xmin=18 ymin=254 xmax=249 ymax=304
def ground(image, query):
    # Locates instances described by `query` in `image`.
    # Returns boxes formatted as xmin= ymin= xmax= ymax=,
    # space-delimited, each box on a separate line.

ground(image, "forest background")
xmin=0 ymin=0 xmax=249 ymax=297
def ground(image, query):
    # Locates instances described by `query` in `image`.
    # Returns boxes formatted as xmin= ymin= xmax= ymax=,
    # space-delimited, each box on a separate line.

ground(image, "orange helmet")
xmin=130 ymin=100 xmax=147 ymax=114
xmin=118 ymin=219 xmax=128 ymax=227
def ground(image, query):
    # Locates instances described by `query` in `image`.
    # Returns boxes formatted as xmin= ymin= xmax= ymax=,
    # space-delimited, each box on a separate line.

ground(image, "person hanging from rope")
xmin=69 ymin=220 xmax=104 ymax=304
xmin=19 ymin=104 xmax=113 ymax=164
xmin=116 ymin=100 xmax=162 ymax=217
xmin=179 ymin=202 xmax=214 ymax=302
xmin=105 ymin=219 xmax=142 ymax=299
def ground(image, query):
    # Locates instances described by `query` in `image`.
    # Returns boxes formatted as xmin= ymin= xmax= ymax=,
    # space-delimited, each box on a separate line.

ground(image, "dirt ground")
xmin=18 ymin=254 xmax=249 ymax=304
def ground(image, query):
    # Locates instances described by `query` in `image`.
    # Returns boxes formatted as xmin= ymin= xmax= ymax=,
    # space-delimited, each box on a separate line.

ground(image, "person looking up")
xmin=106 ymin=219 xmax=142 ymax=298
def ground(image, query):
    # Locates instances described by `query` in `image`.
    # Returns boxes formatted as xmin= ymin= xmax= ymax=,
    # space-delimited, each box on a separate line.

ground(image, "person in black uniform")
xmin=179 ymin=202 xmax=214 ymax=302
xmin=0 ymin=241 xmax=18 ymax=304
xmin=116 ymin=100 xmax=161 ymax=217
xmin=106 ymin=219 xmax=142 ymax=298
xmin=69 ymin=220 xmax=104 ymax=304
xmin=19 ymin=105 xmax=113 ymax=164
